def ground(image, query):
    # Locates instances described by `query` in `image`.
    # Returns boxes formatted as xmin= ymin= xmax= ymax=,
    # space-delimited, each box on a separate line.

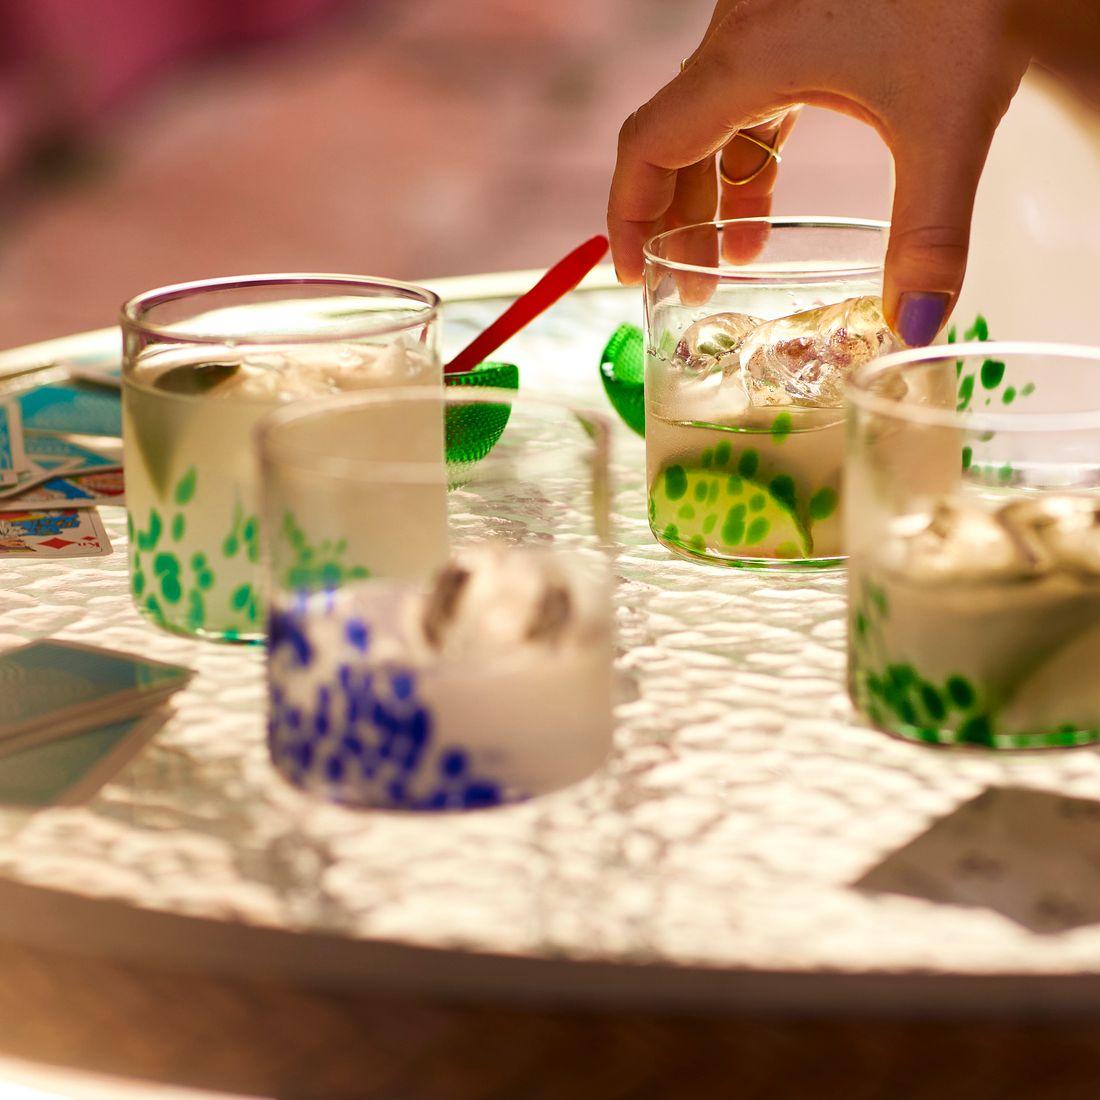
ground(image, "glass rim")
xmin=256 ymin=385 xmax=613 ymax=484
xmin=120 ymin=273 xmax=441 ymax=345
xmin=643 ymin=216 xmax=890 ymax=283
xmin=848 ymin=341 xmax=1100 ymax=432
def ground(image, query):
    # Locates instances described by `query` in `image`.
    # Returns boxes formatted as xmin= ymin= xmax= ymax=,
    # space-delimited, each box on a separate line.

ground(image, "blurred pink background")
xmin=0 ymin=0 xmax=891 ymax=347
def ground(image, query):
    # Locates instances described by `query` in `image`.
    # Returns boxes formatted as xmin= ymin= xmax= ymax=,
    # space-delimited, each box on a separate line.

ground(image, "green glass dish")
xmin=599 ymin=324 xmax=645 ymax=437
xmin=444 ymin=361 xmax=519 ymax=464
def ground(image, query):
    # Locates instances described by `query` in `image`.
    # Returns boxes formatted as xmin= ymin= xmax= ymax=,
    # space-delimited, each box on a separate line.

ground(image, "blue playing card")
xmin=18 ymin=383 xmax=121 ymax=438
xmin=12 ymin=466 xmax=124 ymax=509
xmin=0 ymin=639 xmax=191 ymax=747
xmin=0 ymin=711 xmax=161 ymax=805
xmin=0 ymin=434 xmax=122 ymax=505
xmin=0 ymin=401 xmax=27 ymax=485
xmin=24 ymin=432 xmax=120 ymax=470
xmin=0 ymin=457 xmax=85 ymax=503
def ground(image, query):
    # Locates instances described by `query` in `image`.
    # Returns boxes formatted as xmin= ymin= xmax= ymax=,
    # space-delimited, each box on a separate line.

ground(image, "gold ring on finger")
xmin=718 ymin=132 xmax=782 ymax=187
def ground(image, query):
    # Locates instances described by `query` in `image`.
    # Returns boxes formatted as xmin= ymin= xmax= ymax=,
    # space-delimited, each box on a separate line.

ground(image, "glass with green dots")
xmin=643 ymin=217 xmax=892 ymax=569
xmin=121 ymin=275 xmax=441 ymax=642
xmin=847 ymin=342 xmax=1100 ymax=749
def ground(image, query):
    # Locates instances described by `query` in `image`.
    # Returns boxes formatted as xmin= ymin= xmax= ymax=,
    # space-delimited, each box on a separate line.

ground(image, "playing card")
xmin=0 ymin=432 xmax=124 ymax=506
xmin=0 ymin=639 xmax=191 ymax=752
xmin=24 ymin=431 xmax=121 ymax=470
xmin=68 ymin=364 xmax=121 ymax=388
xmin=0 ymin=509 xmax=112 ymax=558
xmin=5 ymin=467 xmax=125 ymax=510
xmin=0 ymin=457 xmax=84 ymax=501
xmin=0 ymin=401 xmax=28 ymax=486
xmin=18 ymin=380 xmax=122 ymax=438
xmin=856 ymin=786 xmax=1100 ymax=933
xmin=0 ymin=709 xmax=164 ymax=806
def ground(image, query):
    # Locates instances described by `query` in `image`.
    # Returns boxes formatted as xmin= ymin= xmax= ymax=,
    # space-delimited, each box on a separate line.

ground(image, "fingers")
xmin=884 ymin=122 xmax=995 ymax=346
xmin=661 ymin=158 xmax=721 ymax=306
xmin=665 ymin=155 xmax=718 ymax=232
xmin=719 ymin=108 xmax=801 ymax=263
xmin=608 ymin=40 xmax=788 ymax=282
xmin=607 ymin=110 xmax=676 ymax=284
xmin=718 ymin=110 xmax=799 ymax=216
xmin=606 ymin=73 xmax=726 ymax=283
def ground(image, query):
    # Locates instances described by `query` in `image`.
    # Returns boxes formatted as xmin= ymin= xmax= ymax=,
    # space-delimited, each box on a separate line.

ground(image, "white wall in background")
xmin=957 ymin=70 xmax=1100 ymax=342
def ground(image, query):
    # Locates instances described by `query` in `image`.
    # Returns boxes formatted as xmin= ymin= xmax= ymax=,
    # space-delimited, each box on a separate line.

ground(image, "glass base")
xmin=135 ymin=602 xmax=264 ymax=645
xmin=851 ymin=688 xmax=1100 ymax=751
xmin=271 ymin=765 xmax=527 ymax=812
xmin=653 ymin=529 xmax=845 ymax=572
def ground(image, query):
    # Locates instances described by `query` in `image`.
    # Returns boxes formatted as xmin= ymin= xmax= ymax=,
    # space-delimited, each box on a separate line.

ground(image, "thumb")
xmin=883 ymin=125 xmax=993 ymax=347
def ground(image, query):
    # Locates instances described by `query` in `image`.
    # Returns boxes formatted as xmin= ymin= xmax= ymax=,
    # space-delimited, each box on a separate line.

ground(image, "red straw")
xmin=444 ymin=234 xmax=609 ymax=375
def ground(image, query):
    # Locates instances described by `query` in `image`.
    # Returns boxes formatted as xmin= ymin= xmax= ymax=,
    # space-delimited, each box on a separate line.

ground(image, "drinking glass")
xmin=121 ymin=275 xmax=440 ymax=642
xmin=847 ymin=342 xmax=1100 ymax=749
xmin=257 ymin=388 xmax=614 ymax=809
xmin=644 ymin=217 xmax=890 ymax=569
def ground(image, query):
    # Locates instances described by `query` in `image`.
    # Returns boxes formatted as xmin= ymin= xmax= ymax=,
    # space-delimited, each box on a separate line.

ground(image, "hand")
xmin=1010 ymin=0 xmax=1100 ymax=108
xmin=607 ymin=0 xmax=1030 ymax=345
xmin=676 ymin=1 xmax=802 ymax=258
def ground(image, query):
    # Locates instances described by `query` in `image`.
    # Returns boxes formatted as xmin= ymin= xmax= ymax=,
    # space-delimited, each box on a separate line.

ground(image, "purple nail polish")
xmin=895 ymin=292 xmax=950 ymax=348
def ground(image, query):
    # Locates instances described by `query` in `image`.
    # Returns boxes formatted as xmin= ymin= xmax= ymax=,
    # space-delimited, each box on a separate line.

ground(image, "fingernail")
xmin=895 ymin=292 xmax=950 ymax=347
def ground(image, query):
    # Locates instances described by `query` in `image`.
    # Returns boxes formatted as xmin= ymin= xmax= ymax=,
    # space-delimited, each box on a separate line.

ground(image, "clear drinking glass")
xmin=644 ymin=217 xmax=891 ymax=569
xmin=257 ymin=388 xmax=614 ymax=809
xmin=847 ymin=342 xmax=1100 ymax=749
xmin=121 ymin=275 xmax=440 ymax=642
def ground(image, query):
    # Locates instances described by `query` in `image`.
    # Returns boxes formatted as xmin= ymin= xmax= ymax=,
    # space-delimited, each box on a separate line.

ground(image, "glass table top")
xmin=2 ymin=271 xmax=1100 ymax=1008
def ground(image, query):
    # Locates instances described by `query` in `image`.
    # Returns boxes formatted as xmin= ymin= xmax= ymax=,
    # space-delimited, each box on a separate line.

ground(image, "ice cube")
xmin=738 ymin=296 xmax=895 ymax=407
xmin=886 ymin=499 xmax=1046 ymax=584
xmin=145 ymin=342 xmax=434 ymax=402
xmin=663 ymin=312 xmax=760 ymax=421
xmin=667 ymin=365 xmax=752 ymax=422
xmin=675 ymin=312 xmax=761 ymax=368
xmin=999 ymin=495 xmax=1100 ymax=577
xmin=418 ymin=545 xmax=603 ymax=659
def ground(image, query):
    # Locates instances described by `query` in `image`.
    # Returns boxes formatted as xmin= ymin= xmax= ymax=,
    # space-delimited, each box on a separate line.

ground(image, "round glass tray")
xmin=2 ymin=267 xmax=1100 ymax=1015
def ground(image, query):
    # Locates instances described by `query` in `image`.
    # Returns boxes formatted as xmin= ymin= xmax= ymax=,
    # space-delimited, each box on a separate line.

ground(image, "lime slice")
xmin=649 ymin=464 xmax=811 ymax=559
xmin=599 ymin=324 xmax=645 ymax=437
xmin=444 ymin=361 xmax=519 ymax=464
xmin=125 ymin=383 xmax=188 ymax=500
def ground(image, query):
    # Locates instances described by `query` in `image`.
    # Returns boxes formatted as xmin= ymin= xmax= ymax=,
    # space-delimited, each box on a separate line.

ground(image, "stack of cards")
xmin=0 ymin=401 xmax=24 ymax=486
xmin=0 ymin=639 xmax=192 ymax=805
xmin=0 ymin=397 xmax=118 ymax=559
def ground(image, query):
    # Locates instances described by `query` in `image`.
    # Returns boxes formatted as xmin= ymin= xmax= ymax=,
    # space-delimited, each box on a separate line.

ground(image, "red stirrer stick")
xmin=444 ymin=235 xmax=609 ymax=375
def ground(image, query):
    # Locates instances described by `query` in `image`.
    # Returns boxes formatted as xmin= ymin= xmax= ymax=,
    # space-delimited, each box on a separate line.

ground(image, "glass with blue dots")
xmin=257 ymin=388 xmax=615 ymax=809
